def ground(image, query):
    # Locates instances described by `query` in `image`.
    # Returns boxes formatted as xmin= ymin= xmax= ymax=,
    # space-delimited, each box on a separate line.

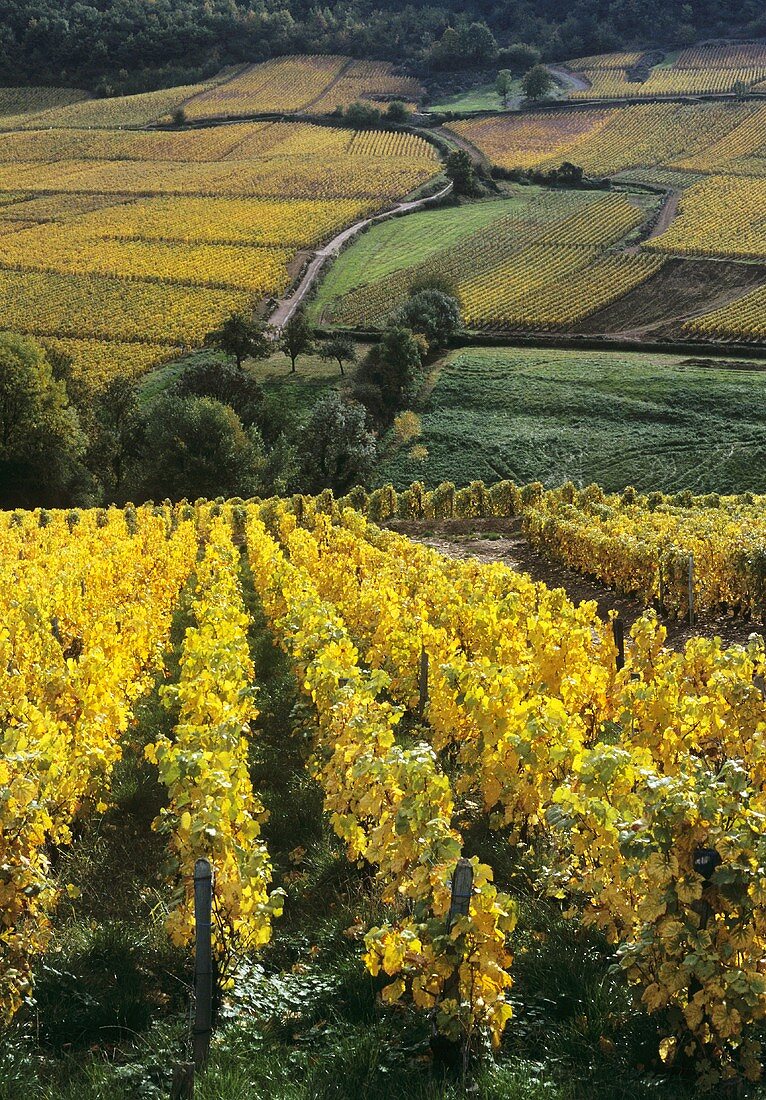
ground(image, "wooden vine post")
xmin=418 ymin=645 xmax=429 ymax=718
xmin=688 ymin=553 xmax=695 ymax=627
xmin=171 ymin=859 xmax=214 ymax=1099
xmin=612 ymin=616 xmax=625 ymax=672
xmin=193 ymin=858 xmax=214 ymax=1070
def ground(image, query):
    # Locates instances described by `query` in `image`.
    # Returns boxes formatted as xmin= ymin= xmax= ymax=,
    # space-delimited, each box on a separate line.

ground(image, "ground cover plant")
xmin=376 ymin=346 xmax=766 ymax=493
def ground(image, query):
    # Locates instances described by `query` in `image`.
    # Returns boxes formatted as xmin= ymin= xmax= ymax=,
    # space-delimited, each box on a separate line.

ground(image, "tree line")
xmin=0 ymin=287 xmax=461 ymax=509
xmin=2 ymin=0 xmax=765 ymax=94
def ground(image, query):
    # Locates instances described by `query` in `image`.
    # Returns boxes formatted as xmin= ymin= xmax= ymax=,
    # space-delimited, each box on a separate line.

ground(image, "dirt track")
xmin=269 ymin=180 xmax=453 ymax=329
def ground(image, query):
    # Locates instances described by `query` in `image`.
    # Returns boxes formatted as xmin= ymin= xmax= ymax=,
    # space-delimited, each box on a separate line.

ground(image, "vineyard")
xmin=322 ymin=191 xmax=663 ymax=331
xmin=5 ymin=493 xmax=766 ymax=1096
xmin=183 ymin=56 xmax=422 ymax=119
xmin=0 ymin=118 xmax=439 ymax=386
xmin=647 ymin=175 xmax=766 ymax=259
xmin=566 ymin=43 xmax=766 ymax=99
xmin=448 ymin=101 xmax=762 ymax=179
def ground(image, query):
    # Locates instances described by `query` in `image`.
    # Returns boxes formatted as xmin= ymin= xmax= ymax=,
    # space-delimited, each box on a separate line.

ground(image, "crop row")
xmin=328 ymin=193 xmax=650 ymax=330
xmin=450 ymin=102 xmax=760 ymax=178
xmin=572 ymin=66 xmax=766 ymax=99
xmin=648 ymin=174 xmax=766 ymax=260
xmin=0 ymin=222 xmax=294 ymax=293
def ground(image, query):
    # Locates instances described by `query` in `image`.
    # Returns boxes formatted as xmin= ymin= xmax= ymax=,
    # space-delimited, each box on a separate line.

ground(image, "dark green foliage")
xmin=385 ymin=100 xmax=411 ymax=122
xmin=204 ymin=312 xmax=271 ymax=369
xmin=395 ymin=289 xmax=461 ymax=348
xmin=298 ymin=392 xmax=377 ymax=493
xmin=279 ymin=310 xmax=316 ymax=374
xmin=343 ymin=101 xmax=383 ymax=127
xmin=86 ymin=376 xmax=146 ymax=501
xmin=0 ymin=0 xmax=762 ymax=93
xmin=495 ymin=68 xmax=514 ymax=106
xmin=353 ymin=325 xmax=425 ymax=425
xmin=133 ymin=394 xmax=267 ymax=501
xmin=0 ymin=334 xmax=90 ymax=507
xmin=319 ymin=336 xmax=358 ymax=377
xmin=522 ymin=64 xmax=556 ymax=100
xmin=428 ymin=21 xmax=497 ymax=68
xmin=498 ymin=43 xmax=542 ymax=70
xmin=173 ymin=356 xmax=267 ymax=428
xmin=445 ymin=149 xmax=479 ymax=196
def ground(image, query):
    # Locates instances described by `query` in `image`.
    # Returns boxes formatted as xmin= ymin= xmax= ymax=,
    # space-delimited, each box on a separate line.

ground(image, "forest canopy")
xmin=3 ymin=0 xmax=766 ymax=92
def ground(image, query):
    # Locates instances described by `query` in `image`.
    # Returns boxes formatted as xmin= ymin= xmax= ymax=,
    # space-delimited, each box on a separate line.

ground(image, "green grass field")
xmin=426 ymin=77 xmax=569 ymax=113
xmin=309 ymin=195 xmax=537 ymax=322
xmin=378 ymin=346 xmax=766 ymax=494
xmin=426 ymin=82 xmax=523 ymax=113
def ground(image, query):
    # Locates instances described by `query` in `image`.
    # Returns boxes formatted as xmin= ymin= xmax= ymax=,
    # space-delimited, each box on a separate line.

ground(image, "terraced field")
xmin=566 ymin=43 xmax=766 ymax=98
xmin=182 ymin=55 xmax=422 ymax=119
xmin=442 ymin=95 xmax=766 ymax=343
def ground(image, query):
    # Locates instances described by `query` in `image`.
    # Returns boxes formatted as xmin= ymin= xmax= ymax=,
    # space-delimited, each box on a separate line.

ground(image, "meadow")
xmin=377 ymin=346 xmax=766 ymax=493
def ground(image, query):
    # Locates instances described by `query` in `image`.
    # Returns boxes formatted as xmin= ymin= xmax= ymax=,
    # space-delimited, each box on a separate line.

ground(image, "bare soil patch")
xmin=386 ymin=516 xmax=764 ymax=650
xmin=574 ymin=257 xmax=766 ymax=339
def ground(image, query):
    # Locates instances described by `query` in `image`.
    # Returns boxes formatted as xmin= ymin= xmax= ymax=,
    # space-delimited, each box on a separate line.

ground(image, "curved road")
xmin=269 ymin=180 xmax=453 ymax=330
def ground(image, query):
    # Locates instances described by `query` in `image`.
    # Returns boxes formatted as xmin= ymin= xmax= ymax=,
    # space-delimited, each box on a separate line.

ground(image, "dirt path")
xmin=426 ymin=126 xmax=492 ymax=171
xmin=647 ymin=188 xmax=680 ymax=240
xmin=547 ymin=65 xmax=591 ymax=94
xmin=269 ymin=180 xmax=453 ymax=330
xmin=386 ymin=517 xmax=764 ymax=651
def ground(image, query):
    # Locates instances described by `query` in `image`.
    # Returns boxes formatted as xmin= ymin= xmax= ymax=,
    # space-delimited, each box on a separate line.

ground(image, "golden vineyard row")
xmin=3 ymin=494 xmax=766 ymax=1084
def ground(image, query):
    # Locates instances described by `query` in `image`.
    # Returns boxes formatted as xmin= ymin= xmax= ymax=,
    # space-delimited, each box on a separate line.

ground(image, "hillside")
xmin=5 ymin=36 xmax=766 ymax=1100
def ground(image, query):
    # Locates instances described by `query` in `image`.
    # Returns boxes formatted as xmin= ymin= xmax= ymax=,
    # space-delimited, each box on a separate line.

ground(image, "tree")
xmin=298 ymin=393 xmax=376 ymax=494
xmin=320 ymin=336 xmax=357 ymax=377
xmin=174 ymin=355 xmax=268 ymax=428
xmin=458 ymin=21 xmax=497 ymax=65
xmin=445 ymin=149 xmax=478 ymax=197
xmin=522 ymin=64 xmax=555 ymax=101
xmin=395 ymin=289 xmax=461 ymax=349
xmin=344 ymin=101 xmax=382 ymax=127
xmin=354 ymin=325 xmax=425 ymax=425
xmin=135 ymin=395 xmax=266 ymax=501
xmin=0 ymin=334 xmax=88 ymax=507
xmin=279 ymin=309 xmax=315 ymax=373
xmin=429 ymin=27 xmax=461 ymax=69
xmin=495 ymin=69 xmax=515 ymax=108
xmin=385 ymin=100 xmax=411 ymax=123
xmin=204 ymin=311 xmax=272 ymax=369
xmin=498 ymin=43 xmax=541 ymax=70
xmin=87 ymin=376 xmax=145 ymax=501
